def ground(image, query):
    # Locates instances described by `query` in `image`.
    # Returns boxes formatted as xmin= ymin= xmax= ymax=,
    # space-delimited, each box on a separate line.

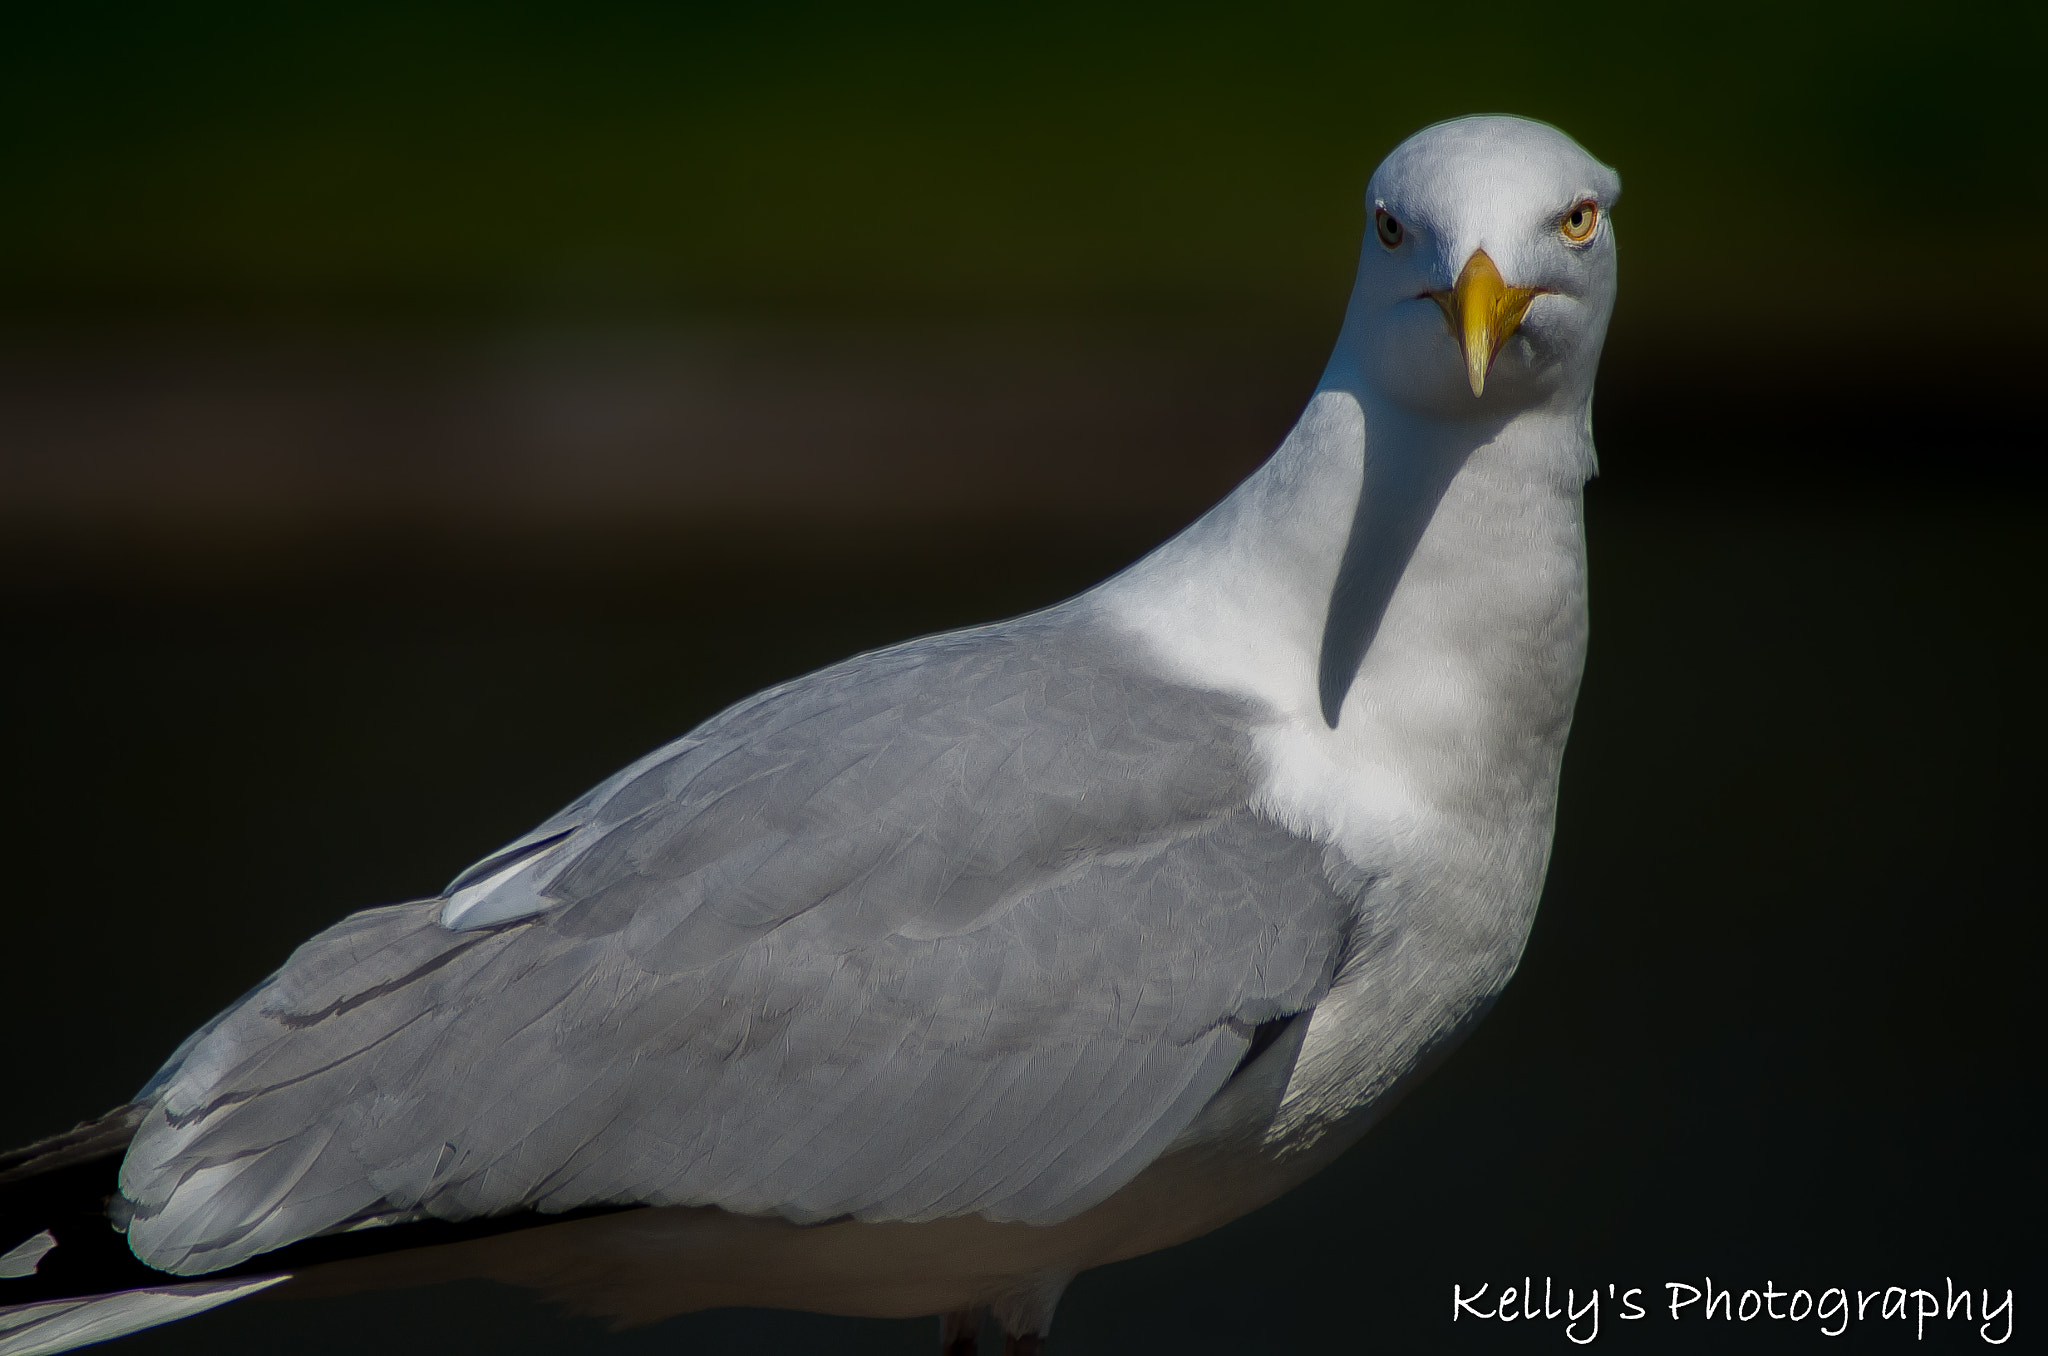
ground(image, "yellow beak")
xmin=1429 ymin=250 xmax=1542 ymax=397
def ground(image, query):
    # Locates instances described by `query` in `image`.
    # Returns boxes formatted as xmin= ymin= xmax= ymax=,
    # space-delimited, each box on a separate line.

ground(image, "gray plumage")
xmin=120 ymin=605 xmax=1358 ymax=1275
xmin=3 ymin=114 xmax=1623 ymax=1355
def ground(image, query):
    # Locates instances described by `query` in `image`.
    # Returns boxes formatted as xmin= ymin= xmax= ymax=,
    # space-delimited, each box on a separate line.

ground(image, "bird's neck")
xmin=1095 ymin=376 xmax=1596 ymax=742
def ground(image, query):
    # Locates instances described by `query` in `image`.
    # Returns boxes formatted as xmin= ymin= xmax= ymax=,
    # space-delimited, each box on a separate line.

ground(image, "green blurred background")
xmin=3 ymin=0 xmax=2040 ymax=554
xmin=4 ymin=0 xmax=2040 ymax=327
xmin=1 ymin=4 xmax=2041 ymax=1354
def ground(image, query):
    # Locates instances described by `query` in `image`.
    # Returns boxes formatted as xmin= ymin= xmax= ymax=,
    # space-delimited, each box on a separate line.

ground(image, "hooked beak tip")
xmin=1429 ymin=249 xmax=1541 ymax=399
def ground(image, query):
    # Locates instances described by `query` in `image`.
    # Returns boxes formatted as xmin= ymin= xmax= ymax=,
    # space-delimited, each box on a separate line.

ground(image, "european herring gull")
xmin=0 ymin=113 xmax=1619 ymax=1355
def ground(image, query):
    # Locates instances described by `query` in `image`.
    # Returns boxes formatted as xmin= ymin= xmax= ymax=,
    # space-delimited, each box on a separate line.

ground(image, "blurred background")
xmin=1 ymin=2 xmax=2040 ymax=1351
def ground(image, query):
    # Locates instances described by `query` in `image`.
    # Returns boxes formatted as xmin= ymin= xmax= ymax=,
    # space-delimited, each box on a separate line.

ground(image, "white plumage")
xmin=0 ymin=113 xmax=1618 ymax=1356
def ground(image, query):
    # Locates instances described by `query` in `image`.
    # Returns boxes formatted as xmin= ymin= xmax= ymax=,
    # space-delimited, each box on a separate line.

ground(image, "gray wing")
xmin=119 ymin=607 xmax=1359 ymax=1276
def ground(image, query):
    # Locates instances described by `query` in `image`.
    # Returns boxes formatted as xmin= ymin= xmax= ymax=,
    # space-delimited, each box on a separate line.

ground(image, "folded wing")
xmin=120 ymin=608 xmax=1358 ymax=1275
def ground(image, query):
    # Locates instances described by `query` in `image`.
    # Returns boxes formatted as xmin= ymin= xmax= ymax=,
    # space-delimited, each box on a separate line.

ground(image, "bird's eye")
xmin=1374 ymin=208 xmax=1404 ymax=249
xmin=1560 ymin=200 xmax=1600 ymax=244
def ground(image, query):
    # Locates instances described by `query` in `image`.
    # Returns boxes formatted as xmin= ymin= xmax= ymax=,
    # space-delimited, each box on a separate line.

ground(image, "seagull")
xmin=0 ymin=114 xmax=1618 ymax=1356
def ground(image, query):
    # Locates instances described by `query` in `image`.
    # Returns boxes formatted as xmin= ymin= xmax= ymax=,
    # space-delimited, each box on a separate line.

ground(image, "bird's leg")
xmin=940 ymin=1308 xmax=986 ymax=1356
xmin=988 ymin=1268 xmax=1067 ymax=1354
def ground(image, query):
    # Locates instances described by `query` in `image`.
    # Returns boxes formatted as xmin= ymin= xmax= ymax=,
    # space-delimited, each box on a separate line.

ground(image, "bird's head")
xmin=1340 ymin=115 xmax=1620 ymax=419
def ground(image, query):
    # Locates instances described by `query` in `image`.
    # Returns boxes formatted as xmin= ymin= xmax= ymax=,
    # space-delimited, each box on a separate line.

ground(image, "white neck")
xmin=1091 ymin=368 xmax=1596 ymax=868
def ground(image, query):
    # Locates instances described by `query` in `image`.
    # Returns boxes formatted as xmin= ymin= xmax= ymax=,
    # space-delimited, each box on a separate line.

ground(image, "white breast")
xmin=1095 ymin=388 xmax=1592 ymax=1144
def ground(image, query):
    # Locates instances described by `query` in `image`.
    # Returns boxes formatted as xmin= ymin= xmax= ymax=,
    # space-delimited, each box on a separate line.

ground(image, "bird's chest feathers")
xmin=1102 ymin=399 xmax=1588 ymax=1013
xmin=1261 ymin=461 xmax=1589 ymax=874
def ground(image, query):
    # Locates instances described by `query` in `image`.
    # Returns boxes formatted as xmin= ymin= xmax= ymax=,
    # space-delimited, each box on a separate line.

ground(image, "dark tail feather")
xmin=2 ymin=1105 xmax=652 ymax=1352
xmin=1 ymin=1105 xmax=165 ymax=1304
xmin=2 ymin=1105 xmax=292 ymax=1355
xmin=0 ymin=1106 xmax=147 ymax=1183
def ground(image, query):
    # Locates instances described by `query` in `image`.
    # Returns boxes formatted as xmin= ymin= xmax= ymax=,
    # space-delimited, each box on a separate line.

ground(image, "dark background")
xmin=1 ymin=2 xmax=2040 ymax=1351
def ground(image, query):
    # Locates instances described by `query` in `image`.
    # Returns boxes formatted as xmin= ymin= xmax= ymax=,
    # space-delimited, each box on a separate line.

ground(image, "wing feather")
xmin=120 ymin=608 xmax=1359 ymax=1274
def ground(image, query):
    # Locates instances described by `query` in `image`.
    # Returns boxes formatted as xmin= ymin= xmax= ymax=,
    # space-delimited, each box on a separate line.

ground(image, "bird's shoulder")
xmin=441 ymin=602 xmax=1267 ymax=937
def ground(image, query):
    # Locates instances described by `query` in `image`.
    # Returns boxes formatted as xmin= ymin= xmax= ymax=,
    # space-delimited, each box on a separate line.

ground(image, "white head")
xmin=1332 ymin=115 xmax=1621 ymax=419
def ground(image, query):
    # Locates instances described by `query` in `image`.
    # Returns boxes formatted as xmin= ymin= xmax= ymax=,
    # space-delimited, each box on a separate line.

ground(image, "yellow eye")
xmin=1374 ymin=208 xmax=1404 ymax=249
xmin=1560 ymin=200 xmax=1600 ymax=244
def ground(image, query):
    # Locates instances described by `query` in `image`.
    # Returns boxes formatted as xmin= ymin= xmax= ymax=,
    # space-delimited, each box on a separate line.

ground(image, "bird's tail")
xmin=0 ymin=1275 xmax=287 ymax=1356
xmin=0 ymin=1105 xmax=287 ymax=1355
